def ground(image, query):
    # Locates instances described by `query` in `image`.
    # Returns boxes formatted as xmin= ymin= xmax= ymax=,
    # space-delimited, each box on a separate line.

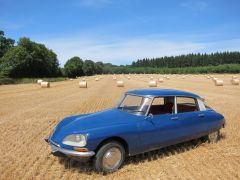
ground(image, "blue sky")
xmin=1 ymin=0 xmax=240 ymax=66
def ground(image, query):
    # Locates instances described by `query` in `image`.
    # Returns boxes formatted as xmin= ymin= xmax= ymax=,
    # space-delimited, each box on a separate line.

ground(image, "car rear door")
xmin=174 ymin=96 xmax=210 ymax=140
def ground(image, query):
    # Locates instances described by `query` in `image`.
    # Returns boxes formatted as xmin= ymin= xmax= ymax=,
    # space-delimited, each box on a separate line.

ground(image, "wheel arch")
xmin=94 ymin=136 xmax=129 ymax=156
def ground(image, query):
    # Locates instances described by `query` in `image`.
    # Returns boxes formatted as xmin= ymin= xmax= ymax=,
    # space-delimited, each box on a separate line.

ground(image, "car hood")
xmin=50 ymin=108 xmax=139 ymax=144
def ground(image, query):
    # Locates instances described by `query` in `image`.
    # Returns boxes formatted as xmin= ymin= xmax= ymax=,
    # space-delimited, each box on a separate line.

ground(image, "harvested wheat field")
xmin=0 ymin=74 xmax=240 ymax=180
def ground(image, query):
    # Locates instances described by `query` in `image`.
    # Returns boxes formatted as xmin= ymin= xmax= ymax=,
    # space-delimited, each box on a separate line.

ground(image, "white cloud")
xmin=40 ymin=35 xmax=208 ymax=66
xmin=40 ymin=34 xmax=240 ymax=66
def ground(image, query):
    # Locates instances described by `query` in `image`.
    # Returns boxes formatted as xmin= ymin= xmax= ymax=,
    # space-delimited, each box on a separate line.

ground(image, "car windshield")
xmin=117 ymin=94 xmax=152 ymax=115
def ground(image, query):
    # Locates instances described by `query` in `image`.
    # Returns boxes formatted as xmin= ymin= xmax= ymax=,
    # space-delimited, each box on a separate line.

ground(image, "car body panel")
xmin=50 ymin=109 xmax=143 ymax=153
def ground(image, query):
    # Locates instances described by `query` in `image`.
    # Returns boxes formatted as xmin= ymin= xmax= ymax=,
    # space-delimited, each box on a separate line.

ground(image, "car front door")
xmin=138 ymin=96 xmax=185 ymax=152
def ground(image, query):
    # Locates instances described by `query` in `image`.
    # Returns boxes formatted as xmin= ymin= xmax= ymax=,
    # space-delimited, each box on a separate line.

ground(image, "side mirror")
xmin=145 ymin=113 xmax=153 ymax=119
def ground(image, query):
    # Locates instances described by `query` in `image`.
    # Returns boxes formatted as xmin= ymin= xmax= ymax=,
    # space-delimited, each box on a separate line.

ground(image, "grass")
xmin=111 ymin=64 xmax=240 ymax=74
xmin=0 ymin=77 xmax=68 ymax=85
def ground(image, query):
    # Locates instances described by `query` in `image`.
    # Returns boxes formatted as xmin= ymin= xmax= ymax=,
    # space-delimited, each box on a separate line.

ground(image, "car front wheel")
xmin=93 ymin=141 xmax=125 ymax=173
xmin=207 ymin=130 xmax=220 ymax=143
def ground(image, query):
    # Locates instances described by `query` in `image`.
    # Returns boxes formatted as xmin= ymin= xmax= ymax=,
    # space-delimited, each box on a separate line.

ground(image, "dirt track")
xmin=0 ymin=74 xmax=240 ymax=179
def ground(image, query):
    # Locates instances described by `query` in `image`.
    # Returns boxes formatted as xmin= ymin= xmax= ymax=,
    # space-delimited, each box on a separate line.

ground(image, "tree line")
xmin=132 ymin=52 xmax=240 ymax=68
xmin=1 ymin=29 xmax=240 ymax=79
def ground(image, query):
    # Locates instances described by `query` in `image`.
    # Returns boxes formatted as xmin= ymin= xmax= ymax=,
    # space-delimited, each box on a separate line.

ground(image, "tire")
xmin=93 ymin=141 xmax=125 ymax=173
xmin=207 ymin=130 xmax=220 ymax=143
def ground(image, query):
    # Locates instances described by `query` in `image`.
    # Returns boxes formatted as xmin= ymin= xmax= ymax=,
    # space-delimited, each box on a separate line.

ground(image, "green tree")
xmin=0 ymin=37 xmax=60 ymax=78
xmin=83 ymin=60 xmax=95 ymax=75
xmin=94 ymin=61 xmax=104 ymax=74
xmin=64 ymin=56 xmax=84 ymax=78
xmin=0 ymin=46 xmax=30 ymax=77
xmin=0 ymin=30 xmax=15 ymax=58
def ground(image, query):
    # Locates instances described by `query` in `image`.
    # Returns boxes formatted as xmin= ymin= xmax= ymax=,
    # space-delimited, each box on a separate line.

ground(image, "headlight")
xmin=62 ymin=134 xmax=87 ymax=147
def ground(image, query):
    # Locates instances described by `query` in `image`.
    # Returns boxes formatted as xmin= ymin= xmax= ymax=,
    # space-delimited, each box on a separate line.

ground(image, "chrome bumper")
xmin=47 ymin=139 xmax=95 ymax=157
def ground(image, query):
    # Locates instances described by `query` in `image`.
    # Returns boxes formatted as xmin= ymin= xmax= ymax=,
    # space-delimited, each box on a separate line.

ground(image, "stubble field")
xmin=0 ymin=74 xmax=240 ymax=180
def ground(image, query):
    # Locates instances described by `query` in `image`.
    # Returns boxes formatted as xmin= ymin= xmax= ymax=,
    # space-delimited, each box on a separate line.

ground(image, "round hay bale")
xmin=95 ymin=77 xmax=99 ymax=81
xmin=158 ymin=78 xmax=164 ymax=83
xmin=127 ymin=76 xmax=131 ymax=80
xmin=148 ymin=80 xmax=157 ymax=87
xmin=232 ymin=75 xmax=237 ymax=80
xmin=166 ymin=76 xmax=170 ymax=80
xmin=69 ymin=78 xmax=73 ymax=81
xmin=37 ymin=79 xmax=43 ymax=85
xmin=113 ymin=76 xmax=117 ymax=80
xmin=116 ymin=80 xmax=124 ymax=87
xmin=212 ymin=77 xmax=218 ymax=82
xmin=150 ymin=76 xmax=153 ymax=80
xmin=231 ymin=79 xmax=239 ymax=85
xmin=215 ymin=79 xmax=223 ymax=86
xmin=207 ymin=76 xmax=210 ymax=79
xmin=79 ymin=81 xmax=87 ymax=88
xmin=41 ymin=81 xmax=50 ymax=88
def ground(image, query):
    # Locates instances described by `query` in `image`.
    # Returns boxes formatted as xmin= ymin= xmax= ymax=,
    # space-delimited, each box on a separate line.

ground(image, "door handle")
xmin=198 ymin=113 xmax=205 ymax=117
xmin=171 ymin=117 xmax=178 ymax=120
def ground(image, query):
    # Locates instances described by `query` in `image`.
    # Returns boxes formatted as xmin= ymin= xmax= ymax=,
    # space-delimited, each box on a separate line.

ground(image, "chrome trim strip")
xmin=49 ymin=139 xmax=60 ymax=147
xmin=49 ymin=142 xmax=95 ymax=157
xmin=174 ymin=96 xmax=177 ymax=114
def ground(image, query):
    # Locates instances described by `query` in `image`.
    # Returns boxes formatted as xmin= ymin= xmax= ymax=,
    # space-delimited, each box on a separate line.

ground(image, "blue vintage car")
xmin=46 ymin=89 xmax=225 ymax=173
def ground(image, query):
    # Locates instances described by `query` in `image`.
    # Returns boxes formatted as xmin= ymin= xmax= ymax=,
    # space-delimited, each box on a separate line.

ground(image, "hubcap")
xmin=102 ymin=147 xmax=122 ymax=170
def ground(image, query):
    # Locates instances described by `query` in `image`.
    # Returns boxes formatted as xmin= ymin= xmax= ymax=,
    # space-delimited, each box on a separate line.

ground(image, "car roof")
xmin=126 ymin=89 xmax=201 ymax=98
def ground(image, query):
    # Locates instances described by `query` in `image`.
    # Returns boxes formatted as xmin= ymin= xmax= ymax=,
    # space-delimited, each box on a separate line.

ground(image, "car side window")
xmin=149 ymin=96 xmax=174 ymax=115
xmin=177 ymin=97 xmax=199 ymax=113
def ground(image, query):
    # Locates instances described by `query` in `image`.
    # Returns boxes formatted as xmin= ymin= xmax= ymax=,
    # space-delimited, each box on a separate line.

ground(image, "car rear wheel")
xmin=207 ymin=130 xmax=220 ymax=143
xmin=93 ymin=141 xmax=125 ymax=173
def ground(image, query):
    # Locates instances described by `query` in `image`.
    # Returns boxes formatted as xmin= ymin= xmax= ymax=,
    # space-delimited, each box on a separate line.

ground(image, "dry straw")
xmin=41 ymin=81 xmax=50 ymax=88
xmin=116 ymin=80 xmax=124 ymax=87
xmin=148 ymin=80 xmax=157 ymax=87
xmin=158 ymin=78 xmax=164 ymax=83
xmin=95 ymin=77 xmax=99 ymax=81
xmin=215 ymin=79 xmax=223 ymax=86
xmin=212 ymin=77 xmax=218 ymax=82
xmin=231 ymin=79 xmax=239 ymax=85
xmin=232 ymin=75 xmax=237 ymax=80
xmin=79 ymin=81 xmax=87 ymax=88
xmin=37 ymin=79 xmax=43 ymax=85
